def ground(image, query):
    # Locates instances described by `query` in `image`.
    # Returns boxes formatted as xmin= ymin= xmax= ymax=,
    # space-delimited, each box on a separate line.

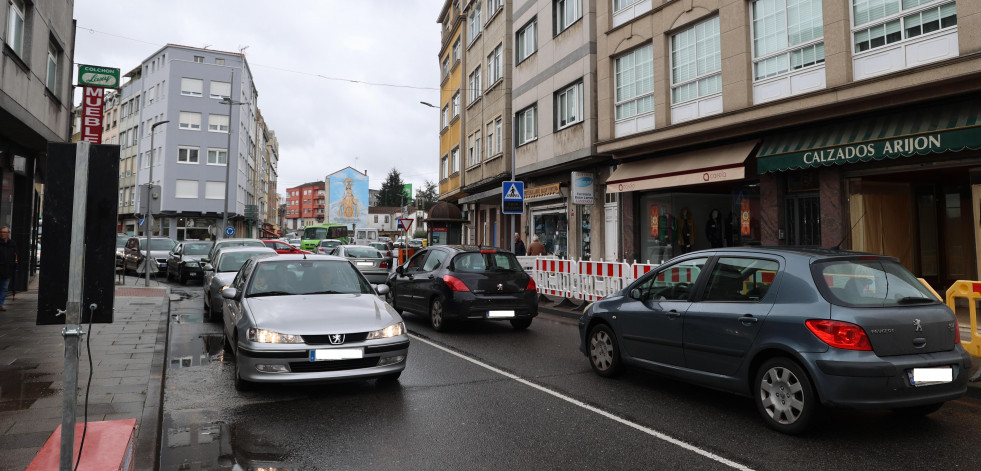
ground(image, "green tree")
xmin=416 ymin=180 xmax=438 ymax=211
xmin=378 ymin=168 xmax=406 ymax=207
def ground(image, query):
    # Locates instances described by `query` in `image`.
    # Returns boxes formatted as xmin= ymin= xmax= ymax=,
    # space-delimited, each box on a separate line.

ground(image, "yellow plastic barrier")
xmin=945 ymin=280 xmax=981 ymax=357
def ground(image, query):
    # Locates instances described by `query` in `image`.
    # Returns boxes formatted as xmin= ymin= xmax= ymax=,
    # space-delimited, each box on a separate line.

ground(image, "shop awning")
xmin=757 ymin=98 xmax=981 ymax=173
xmin=606 ymin=140 xmax=759 ymax=194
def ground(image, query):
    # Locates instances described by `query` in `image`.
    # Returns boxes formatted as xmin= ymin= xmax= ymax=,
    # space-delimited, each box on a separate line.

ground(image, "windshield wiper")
xmin=304 ymin=290 xmax=343 ymax=295
xmin=249 ymin=291 xmax=292 ymax=297
xmin=897 ymin=296 xmax=936 ymax=304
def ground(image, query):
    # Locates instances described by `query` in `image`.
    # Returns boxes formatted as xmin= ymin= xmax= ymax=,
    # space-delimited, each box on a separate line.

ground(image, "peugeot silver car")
xmin=220 ymin=254 xmax=408 ymax=390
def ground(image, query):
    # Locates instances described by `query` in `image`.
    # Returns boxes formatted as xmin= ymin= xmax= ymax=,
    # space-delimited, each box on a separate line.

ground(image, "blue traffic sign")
xmin=225 ymin=226 xmax=235 ymax=237
xmin=138 ymin=218 xmax=145 ymax=227
xmin=502 ymin=181 xmax=524 ymax=214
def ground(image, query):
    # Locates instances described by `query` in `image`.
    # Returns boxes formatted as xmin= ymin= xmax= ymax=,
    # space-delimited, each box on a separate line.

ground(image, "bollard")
xmin=945 ymin=280 xmax=981 ymax=358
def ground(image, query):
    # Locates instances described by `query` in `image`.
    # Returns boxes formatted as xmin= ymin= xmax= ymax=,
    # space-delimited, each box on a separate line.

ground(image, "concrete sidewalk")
xmin=0 ymin=274 xmax=170 ymax=471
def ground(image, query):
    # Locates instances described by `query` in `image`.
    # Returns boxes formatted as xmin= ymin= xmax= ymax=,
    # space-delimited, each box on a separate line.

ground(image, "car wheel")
xmin=430 ymin=297 xmax=449 ymax=332
xmin=588 ymin=324 xmax=622 ymax=377
xmin=754 ymin=357 xmax=819 ymax=435
xmin=386 ymin=288 xmax=403 ymax=314
xmin=510 ymin=318 xmax=533 ymax=330
xmin=893 ymin=402 xmax=945 ymax=416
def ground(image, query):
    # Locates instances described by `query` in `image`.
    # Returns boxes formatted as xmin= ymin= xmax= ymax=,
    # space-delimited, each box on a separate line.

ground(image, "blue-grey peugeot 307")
xmin=578 ymin=247 xmax=971 ymax=434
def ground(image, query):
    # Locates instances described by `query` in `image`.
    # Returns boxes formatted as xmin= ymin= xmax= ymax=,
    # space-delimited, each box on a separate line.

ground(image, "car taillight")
xmin=443 ymin=275 xmax=470 ymax=292
xmin=480 ymin=249 xmax=496 ymax=254
xmin=805 ymin=319 xmax=872 ymax=351
xmin=380 ymin=261 xmax=388 ymax=269
xmin=526 ymin=277 xmax=537 ymax=291
xmin=318 ymin=248 xmax=326 ymax=254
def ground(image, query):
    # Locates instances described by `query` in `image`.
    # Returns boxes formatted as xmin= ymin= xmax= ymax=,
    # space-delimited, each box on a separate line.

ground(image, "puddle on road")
xmin=0 ymin=368 xmax=57 ymax=411
xmin=168 ymin=334 xmax=231 ymax=369
xmin=161 ymin=413 xmax=293 ymax=470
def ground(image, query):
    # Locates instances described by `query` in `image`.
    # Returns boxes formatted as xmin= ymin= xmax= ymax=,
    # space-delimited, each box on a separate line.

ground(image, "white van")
xmin=353 ymin=228 xmax=379 ymax=246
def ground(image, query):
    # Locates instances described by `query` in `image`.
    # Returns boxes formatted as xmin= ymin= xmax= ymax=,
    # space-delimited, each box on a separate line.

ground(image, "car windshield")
xmin=320 ymin=240 xmax=341 ymax=248
xmin=369 ymin=243 xmax=388 ymax=251
xmin=183 ymin=243 xmax=211 ymax=255
xmin=248 ymin=260 xmax=372 ymax=296
xmin=218 ymin=251 xmax=271 ymax=272
xmin=220 ymin=240 xmax=264 ymax=249
xmin=815 ymin=259 xmax=939 ymax=306
xmin=345 ymin=247 xmax=381 ymax=258
xmin=452 ymin=252 xmax=523 ymax=273
xmin=147 ymin=238 xmax=177 ymax=251
xmin=303 ymin=227 xmax=327 ymax=239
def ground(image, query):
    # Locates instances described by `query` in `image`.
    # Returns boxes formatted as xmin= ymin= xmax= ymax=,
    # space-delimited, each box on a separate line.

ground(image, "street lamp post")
xmin=146 ymin=119 xmax=169 ymax=287
xmin=220 ymin=96 xmax=246 ymax=240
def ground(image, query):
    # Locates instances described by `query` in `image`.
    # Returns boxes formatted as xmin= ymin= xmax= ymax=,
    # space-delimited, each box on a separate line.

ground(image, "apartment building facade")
xmin=0 ymin=0 xmax=74 ymax=288
xmin=284 ymin=181 xmax=325 ymax=230
xmin=121 ymin=44 xmax=270 ymax=241
xmin=595 ymin=0 xmax=981 ymax=291
xmin=438 ymin=0 xmax=468 ymax=210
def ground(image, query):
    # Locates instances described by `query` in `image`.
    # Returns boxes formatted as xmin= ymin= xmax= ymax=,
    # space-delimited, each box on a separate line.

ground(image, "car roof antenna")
xmin=831 ymin=210 xmax=867 ymax=251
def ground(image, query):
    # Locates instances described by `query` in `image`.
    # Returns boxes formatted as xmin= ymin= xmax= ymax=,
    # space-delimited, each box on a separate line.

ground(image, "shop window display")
xmin=581 ymin=205 xmax=591 ymax=259
xmin=533 ymin=213 xmax=568 ymax=258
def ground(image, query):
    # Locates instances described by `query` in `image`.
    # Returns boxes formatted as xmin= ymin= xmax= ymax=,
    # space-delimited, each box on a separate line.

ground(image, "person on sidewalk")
xmin=0 ymin=226 xmax=17 ymax=311
xmin=527 ymin=235 xmax=546 ymax=256
xmin=513 ymin=232 xmax=526 ymax=256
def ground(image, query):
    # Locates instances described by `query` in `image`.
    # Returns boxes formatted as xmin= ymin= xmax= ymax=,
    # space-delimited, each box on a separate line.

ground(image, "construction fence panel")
xmin=578 ymin=260 xmax=629 ymax=302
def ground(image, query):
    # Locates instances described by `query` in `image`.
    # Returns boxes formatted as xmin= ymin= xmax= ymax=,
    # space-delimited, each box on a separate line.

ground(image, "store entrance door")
xmin=785 ymin=193 xmax=820 ymax=246
xmin=605 ymin=202 xmax=618 ymax=261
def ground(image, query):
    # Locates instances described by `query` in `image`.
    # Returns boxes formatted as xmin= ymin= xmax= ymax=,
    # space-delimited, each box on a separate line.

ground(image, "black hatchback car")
xmin=579 ymin=247 xmax=971 ymax=434
xmin=386 ymin=245 xmax=538 ymax=331
xmin=166 ymin=241 xmax=212 ymax=284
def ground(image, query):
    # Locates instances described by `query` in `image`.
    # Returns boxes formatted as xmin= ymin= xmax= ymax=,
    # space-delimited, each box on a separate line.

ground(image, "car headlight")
xmin=247 ymin=328 xmax=304 ymax=344
xmin=366 ymin=322 xmax=405 ymax=340
xmin=185 ymin=261 xmax=199 ymax=268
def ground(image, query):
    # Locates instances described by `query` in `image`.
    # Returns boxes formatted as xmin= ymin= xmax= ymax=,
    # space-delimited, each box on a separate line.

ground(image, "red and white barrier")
xmin=629 ymin=262 xmax=659 ymax=282
xmin=578 ymin=260 xmax=628 ymax=301
xmin=536 ymin=258 xmax=577 ymax=299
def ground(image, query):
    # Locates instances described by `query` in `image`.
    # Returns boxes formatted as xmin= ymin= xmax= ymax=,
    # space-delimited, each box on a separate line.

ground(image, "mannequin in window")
xmin=706 ymin=209 xmax=724 ymax=248
xmin=678 ymin=207 xmax=695 ymax=254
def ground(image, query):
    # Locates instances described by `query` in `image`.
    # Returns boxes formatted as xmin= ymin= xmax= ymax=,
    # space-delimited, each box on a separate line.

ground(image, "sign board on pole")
xmin=398 ymin=218 xmax=413 ymax=231
xmin=571 ymin=171 xmax=595 ymax=205
xmin=78 ymin=65 xmax=120 ymax=88
xmin=502 ymin=181 xmax=524 ymax=214
xmin=81 ymin=87 xmax=105 ymax=144
xmin=225 ymin=226 xmax=235 ymax=237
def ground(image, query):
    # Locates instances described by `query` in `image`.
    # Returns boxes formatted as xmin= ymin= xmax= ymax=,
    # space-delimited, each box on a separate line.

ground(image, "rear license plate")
xmin=487 ymin=310 xmax=515 ymax=318
xmin=356 ymin=262 xmax=373 ymax=267
xmin=310 ymin=348 xmax=364 ymax=361
xmin=908 ymin=367 xmax=953 ymax=386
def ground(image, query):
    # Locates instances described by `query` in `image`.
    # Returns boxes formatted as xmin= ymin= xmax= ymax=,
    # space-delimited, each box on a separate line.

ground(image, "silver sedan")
xmin=203 ymin=246 xmax=277 ymax=321
xmin=330 ymin=245 xmax=390 ymax=284
xmin=220 ymin=254 xmax=408 ymax=390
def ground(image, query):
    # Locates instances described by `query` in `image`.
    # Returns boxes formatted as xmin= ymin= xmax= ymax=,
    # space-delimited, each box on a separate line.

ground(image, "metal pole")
xmin=146 ymin=120 xmax=169 ymax=287
xmin=511 ymin=111 xmax=517 ymax=253
xmin=60 ymin=141 xmax=90 ymax=470
xmin=221 ymin=71 xmax=235 ymax=240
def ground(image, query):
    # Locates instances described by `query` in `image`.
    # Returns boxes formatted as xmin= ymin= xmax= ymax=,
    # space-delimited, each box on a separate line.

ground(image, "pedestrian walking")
xmin=0 ymin=226 xmax=17 ymax=311
xmin=513 ymin=232 xmax=526 ymax=256
xmin=527 ymin=235 xmax=546 ymax=256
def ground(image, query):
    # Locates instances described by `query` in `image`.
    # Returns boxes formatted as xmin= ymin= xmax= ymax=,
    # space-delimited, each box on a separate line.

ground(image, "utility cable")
xmin=73 ymin=303 xmax=97 ymax=471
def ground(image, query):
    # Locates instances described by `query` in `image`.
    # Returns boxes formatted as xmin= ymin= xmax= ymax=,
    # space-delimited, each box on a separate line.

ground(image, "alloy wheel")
xmin=759 ymin=366 xmax=805 ymax=425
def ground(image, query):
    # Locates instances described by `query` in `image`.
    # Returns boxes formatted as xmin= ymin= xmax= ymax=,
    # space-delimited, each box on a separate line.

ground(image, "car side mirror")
xmin=221 ymin=287 xmax=240 ymax=300
xmin=630 ymin=288 xmax=643 ymax=300
xmin=395 ymin=266 xmax=404 ymax=276
xmin=375 ymin=284 xmax=390 ymax=295
xmin=203 ymin=263 xmax=214 ymax=272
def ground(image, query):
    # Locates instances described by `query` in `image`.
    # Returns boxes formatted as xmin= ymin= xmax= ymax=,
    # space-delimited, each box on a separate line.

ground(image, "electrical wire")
xmin=73 ymin=303 xmax=96 ymax=471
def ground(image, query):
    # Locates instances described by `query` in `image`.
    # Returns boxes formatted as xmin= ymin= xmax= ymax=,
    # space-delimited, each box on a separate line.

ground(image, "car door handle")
xmin=666 ymin=309 xmax=681 ymax=319
xmin=427 ymin=275 xmax=435 ymax=280
xmin=739 ymin=314 xmax=759 ymax=324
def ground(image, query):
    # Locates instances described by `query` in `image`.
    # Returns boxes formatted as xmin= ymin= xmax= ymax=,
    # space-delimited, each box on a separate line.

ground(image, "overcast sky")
xmin=73 ymin=0 xmax=443 ymax=197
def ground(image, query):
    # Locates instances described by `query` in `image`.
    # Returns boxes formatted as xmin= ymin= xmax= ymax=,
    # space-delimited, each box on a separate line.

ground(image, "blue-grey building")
xmin=122 ymin=44 xmax=270 ymax=240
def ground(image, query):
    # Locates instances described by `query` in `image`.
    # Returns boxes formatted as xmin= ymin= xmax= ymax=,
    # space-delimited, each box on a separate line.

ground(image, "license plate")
xmin=487 ymin=310 xmax=515 ymax=318
xmin=356 ymin=262 xmax=373 ymax=267
xmin=310 ymin=348 xmax=363 ymax=361
xmin=909 ymin=367 xmax=953 ymax=386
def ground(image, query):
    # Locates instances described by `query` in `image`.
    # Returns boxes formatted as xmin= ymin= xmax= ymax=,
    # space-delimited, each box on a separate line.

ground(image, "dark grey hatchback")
xmin=579 ymin=247 xmax=971 ymax=434
xmin=386 ymin=245 xmax=538 ymax=331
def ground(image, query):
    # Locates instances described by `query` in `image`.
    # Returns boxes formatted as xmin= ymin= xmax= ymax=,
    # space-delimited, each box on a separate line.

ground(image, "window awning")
xmin=757 ymin=97 xmax=981 ymax=174
xmin=606 ymin=140 xmax=759 ymax=194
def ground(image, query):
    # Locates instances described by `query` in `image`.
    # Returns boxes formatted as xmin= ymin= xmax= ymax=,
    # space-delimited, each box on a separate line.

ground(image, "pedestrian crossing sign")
xmin=502 ymin=181 xmax=523 ymax=214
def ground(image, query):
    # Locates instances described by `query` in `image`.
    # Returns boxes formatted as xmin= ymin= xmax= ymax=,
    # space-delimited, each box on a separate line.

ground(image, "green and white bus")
xmin=300 ymin=223 xmax=350 ymax=252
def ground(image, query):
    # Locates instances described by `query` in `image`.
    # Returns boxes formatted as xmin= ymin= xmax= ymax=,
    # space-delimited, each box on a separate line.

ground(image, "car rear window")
xmin=183 ymin=243 xmax=211 ymax=255
xmin=452 ymin=252 xmax=522 ymax=273
xmin=345 ymin=247 xmax=381 ymax=258
xmin=814 ymin=259 xmax=939 ymax=306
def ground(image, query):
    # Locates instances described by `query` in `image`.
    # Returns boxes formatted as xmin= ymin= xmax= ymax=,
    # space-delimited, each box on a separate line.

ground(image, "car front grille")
xmin=289 ymin=357 xmax=380 ymax=373
xmin=303 ymin=333 xmax=368 ymax=345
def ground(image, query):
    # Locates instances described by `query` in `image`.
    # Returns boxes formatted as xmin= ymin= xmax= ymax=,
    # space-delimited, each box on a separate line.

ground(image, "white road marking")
xmin=409 ymin=332 xmax=755 ymax=471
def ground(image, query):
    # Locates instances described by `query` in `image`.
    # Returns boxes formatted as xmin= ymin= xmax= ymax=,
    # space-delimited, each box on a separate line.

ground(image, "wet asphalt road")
xmin=161 ymin=280 xmax=981 ymax=471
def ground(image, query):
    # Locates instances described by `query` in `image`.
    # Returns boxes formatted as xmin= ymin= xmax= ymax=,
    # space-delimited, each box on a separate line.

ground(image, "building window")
xmin=615 ymin=44 xmax=654 ymax=120
xmin=205 ymin=181 xmax=225 ymax=199
xmin=46 ymin=42 xmax=60 ymax=92
xmin=208 ymin=148 xmax=228 ymax=165
xmin=175 ymin=180 xmax=198 ymax=198
xmin=215 ymin=58 xmax=225 ymax=65
xmin=442 ymin=56 xmax=450 ymax=79
xmin=441 ymin=105 xmax=449 ymax=128
xmin=555 ymin=0 xmax=582 ymax=34
xmin=453 ymin=38 xmax=461 ymax=64
xmin=210 ymin=81 xmax=231 ymax=99
xmin=468 ymin=133 xmax=483 ymax=167
xmin=852 ymin=0 xmax=957 ymax=53
xmin=179 ymin=112 xmax=202 ymax=130
xmin=671 ymin=17 xmax=722 ymax=104
xmin=614 ymin=0 xmax=644 ymax=11
xmin=517 ymin=18 xmax=537 ymax=64
xmin=194 ymin=56 xmax=204 ymax=63
xmin=752 ymin=0 xmax=825 ymax=80
xmin=452 ymin=91 xmax=460 ymax=117
xmin=495 ymin=118 xmax=502 ymax=154
xmin=180 ymin=78 xmax=203 ymax=97
xmin=486 ymin=122 xmax=496 ymax=157
xmin=6 ymin=0 xmax=26 ymax=58
xmin=178 ymin=146 xmax=199 ymax=163
xmin=556 ymin=81 xmax=584 ymax=129
xmin=487 ymin=44 xmax=503 ymax=85
xmin=441 ymin=155 xmax=449 ymax=179
xmin=208 ymin=114 xmax=230 ymax=132
xmin=468 ymin=2 xmax=482 ymax=44
xmin=517 ymin=105 xmax=537 ymax=145
xmin=374 ymin=215 xmax=379 ymax=223
xmin=488 ymin=0 xmax=503 ymax=15
xmin=468 ymin=66 xmax=482 ymax=103
xmin=451 ymin=147 xmax=460 ymax=173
